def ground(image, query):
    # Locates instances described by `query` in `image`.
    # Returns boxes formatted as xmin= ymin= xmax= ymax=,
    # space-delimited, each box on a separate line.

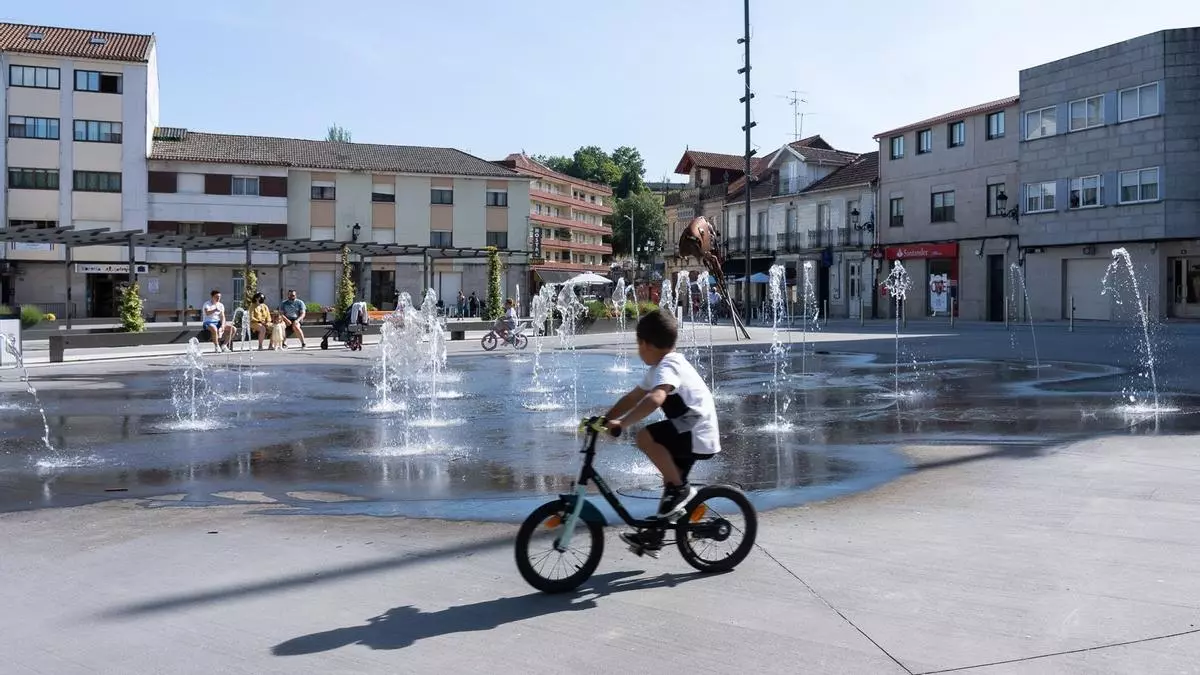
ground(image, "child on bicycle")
xmin=494 ymin=298 xmax=518 ymax=342
xmin=600 ymin=308 xmax=721 ymax=552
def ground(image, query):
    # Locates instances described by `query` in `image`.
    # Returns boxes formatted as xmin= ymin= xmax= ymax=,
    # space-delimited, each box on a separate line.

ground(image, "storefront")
xmin=883 ymin=242 xmax=959 ymax=317
xmin=1169 ymin=255 xmax=1200 ymax=319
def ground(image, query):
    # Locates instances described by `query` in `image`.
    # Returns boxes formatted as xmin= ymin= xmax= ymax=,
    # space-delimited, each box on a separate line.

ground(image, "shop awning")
xmin=721 ymin=256 xmax=775 ymax=278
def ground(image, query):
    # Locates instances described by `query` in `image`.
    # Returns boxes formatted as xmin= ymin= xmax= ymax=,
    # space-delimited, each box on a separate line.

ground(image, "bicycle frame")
xmin=554 ymin=426 xmax=672 ymax=551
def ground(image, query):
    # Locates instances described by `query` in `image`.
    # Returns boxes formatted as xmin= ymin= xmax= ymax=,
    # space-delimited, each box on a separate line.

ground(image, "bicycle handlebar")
xmin=578 ymin=416 xmax=621 ymax=438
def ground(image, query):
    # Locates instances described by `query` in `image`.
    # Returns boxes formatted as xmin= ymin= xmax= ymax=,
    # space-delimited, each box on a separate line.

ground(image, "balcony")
xmin=663 ymin=183 xmax=729 ymax=207
xmin=540 ymin=238 xmax=612 ymax=254
xmin=776 ymin=232 xmax=806 ymax=253
xmin=530 ymin=189 xmax=613 ymax=216
xmin=529 ymin=212 xmax=611 ymax=236
xmin=807 ymin=229 xmax=824 ymax=248
xmin=835 ymin=227 xmax=865 ymax=248
xmin=751 ymin=234 xmax=773 ymax=252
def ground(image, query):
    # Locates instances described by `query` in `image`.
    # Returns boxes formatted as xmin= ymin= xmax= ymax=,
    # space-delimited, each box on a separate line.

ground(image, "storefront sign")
xmin=885 ymin=243 xmax=958 ymax=260
xmin=10 ymin=242 xmax=52 ymax=252
xmin=675 ymin=206 xmax=695 ymax=221
xmin=74 ymin=263 xmax=149 ymax=275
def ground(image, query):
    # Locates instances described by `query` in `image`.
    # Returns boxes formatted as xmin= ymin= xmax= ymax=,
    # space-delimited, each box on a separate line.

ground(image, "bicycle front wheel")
xmin=513 ymin=333 xmax=529 ymax=350
xmin=481 ymin=332 xmax=498 ymax=351
xmin=676 ymin=485 xmax=757 ymax=573
xmin=515 ymin=499 xmax=604 ymax=593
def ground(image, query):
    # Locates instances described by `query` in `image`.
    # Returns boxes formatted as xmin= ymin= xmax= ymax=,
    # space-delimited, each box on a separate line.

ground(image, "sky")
xmin=7 ymin=0 xmax=1199 ymax=182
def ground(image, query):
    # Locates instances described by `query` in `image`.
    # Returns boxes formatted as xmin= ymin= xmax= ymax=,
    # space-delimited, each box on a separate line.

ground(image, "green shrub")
xmin=118 ymin=283 xmax=145 ymax=333
xmin=484 ymin=247 xmax=503 ymax=321
xmin=19 ymin=305 xmax=43 ymax=329
xmin=0 ymin=304 xmax=12 ymax=317
xmin=585 ymin=300 xmax=611 ymax=320
xmin=304 ymin=302 xmax=324 ymax=315
xmin=335 ymin=245 xmax=355 ymax=321
xmin=241 ymin=268 xmax=257 ymax=309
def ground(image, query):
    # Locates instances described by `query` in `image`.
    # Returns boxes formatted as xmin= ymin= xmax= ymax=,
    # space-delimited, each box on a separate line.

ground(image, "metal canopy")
xmin=0 ymin=224 xmax=531 ymax=258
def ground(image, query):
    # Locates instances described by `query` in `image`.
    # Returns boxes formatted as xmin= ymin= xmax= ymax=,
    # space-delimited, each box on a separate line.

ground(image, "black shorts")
xmin=645 ymin=420 xmax=713 ymax=480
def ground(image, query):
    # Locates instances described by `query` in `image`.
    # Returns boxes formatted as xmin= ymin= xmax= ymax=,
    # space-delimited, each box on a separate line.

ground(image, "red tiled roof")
xmin=0 ymin=22 xmax=154 ymax=62
xmin=496 ymin=153 xmax=613 ymax=195
xmin=150 ymin=128 xmax=520 ymax=177
xmin=802 ymin=152 xmax=879 ymax=193
xmin=875 ymin=96 xmax=1019 ymax=138
xmin=674 ymin=150 xmax=748 ymax=175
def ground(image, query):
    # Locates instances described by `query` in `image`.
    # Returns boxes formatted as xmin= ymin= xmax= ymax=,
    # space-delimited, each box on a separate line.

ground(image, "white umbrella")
xmin=564 ymin=272 xmax=614 ymax=285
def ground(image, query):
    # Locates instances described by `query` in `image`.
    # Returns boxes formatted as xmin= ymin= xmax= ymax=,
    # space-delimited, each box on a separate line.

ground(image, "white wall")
xmin=395 ymin=176 xmax=431 ymax=245
xmin=334 ymin=173 xmax=371 ymax=240
xmin=145 ymin=42 xmax=160 ymax=153
xmin=286 ymin=169 xmax=311 ymax=239
xmin=148 ymin=193 xmax=288 ymax=223
xmin=507 ymin=178 xmax=532 ymax=248
xmin=453 ymin=177 xmax=486 ymax=248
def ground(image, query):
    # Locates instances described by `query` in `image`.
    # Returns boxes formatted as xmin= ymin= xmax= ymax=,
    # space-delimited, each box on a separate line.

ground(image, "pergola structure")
xmin=0 ymin=224 xmax=531 ymax=329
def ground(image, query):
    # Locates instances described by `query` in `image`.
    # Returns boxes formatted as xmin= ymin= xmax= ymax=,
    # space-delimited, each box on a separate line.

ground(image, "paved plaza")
xmin=1 ymin=321 xmax=1198 ymax=673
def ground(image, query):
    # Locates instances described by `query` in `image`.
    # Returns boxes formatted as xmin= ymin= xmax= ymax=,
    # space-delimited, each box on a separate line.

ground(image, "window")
xmin=948 ymin=121 xmax=965 ymax=147
xmin=1069 ymin=175 xmax=1101 ymax=208
xmin=73 ymin=120 xmax=122 ymax=143
xmin=931 ymin=191 xmax=955 ymax=222
xmin=986 ymin=183 xmax=1005 ymax=216
xmin=232 ymin=269 xmax=245 ymax=302
xmin=74 ymin=70 xmax=122 ymax=94
xmin=1119 ymin=83 xmax=1160 ymax=122
xmin=179 ymin=223 xmax=204 ymax=236
xmin=311 ymin=185 xmax=335 ymax=200
xmin=8 ymin=116 xmax=60 ymax=140
xmin=9 ymin=65 xmax=60 ymax=89
xmin=486 ymin=232 xmax=508 ymax=248
xmin=986 ymin=111 xmax=1005 ymax=139
xmin=231 ymin=176 xmax=259 ymax=196
xmin=889 ymin=136 xmax=904 ymax=159
xmin=232 ymin=224 xmax=256 ymax=238
xmin=1069 ymin=95 xmax=1104 ymax=131
xmin=785 ymin=207 xmax=797 ymax=233
xmin=1119 ymin=167 xmax=1160 ymax=204
xmin=430 ymin=231 xmax=453 ymax=247
xmin=371 ymin=191 xmax=395 ymax=203
xmin=431 ymin=188 xmax=454 ymax=205
xmin=73 ymin=171 xmax=122 ymax=193
xmin=8 ymin=168 xmax=59 ymax=190
xmin=486 ymin=190 xmax=508 ymax=207
xmin=889 ymin=198 xmax=904 ymax=227
xmin=917 ymin=129 xmax=933 ymax=154
xmin=756 ymin=210 xmax=768 ymax=236
xmin=1024 ymin=181 xmax=1056 ymax=213
xmin=1024 ymin=107 xmax=1057 ymax=140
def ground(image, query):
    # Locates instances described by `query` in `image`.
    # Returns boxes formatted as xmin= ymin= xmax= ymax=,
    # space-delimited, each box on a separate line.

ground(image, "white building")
xmin=1 ymin=22 xmax=158 ymax=316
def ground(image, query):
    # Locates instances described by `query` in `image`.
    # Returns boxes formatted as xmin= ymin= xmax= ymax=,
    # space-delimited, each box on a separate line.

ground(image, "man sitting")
xmin=279 ymin=289 xmax=307 ymax=349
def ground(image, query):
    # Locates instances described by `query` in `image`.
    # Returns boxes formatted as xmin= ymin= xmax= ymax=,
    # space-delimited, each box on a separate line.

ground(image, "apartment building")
xmin=721 ymin=136 xmax=863 ymax=318
xmin=663 ymin=150 xmax=747 ymax=282
xmin=1 ymin=22 xmax=158 ymax=316
xmin=494 ymin=153 xmax=611 ymax=287
xmin=146 ymin=130 xmax=532 ymax=312
xmin=875 ymin=96 xmax=1021 ymax=320
xmin=1017 ymin=27 xmax=1200 ymax=321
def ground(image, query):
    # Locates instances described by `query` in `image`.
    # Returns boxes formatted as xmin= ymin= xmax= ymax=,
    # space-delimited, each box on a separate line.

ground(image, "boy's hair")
xmin=210 ymin=289 xmax=220 ymax=297
xmin=636 ymin=309 xmax=677 ymax=350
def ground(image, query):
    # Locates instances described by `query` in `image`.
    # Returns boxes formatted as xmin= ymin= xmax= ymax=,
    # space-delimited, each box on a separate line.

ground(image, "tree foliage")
xmin=241 ymin=268 xmax=257 ymax=310
xmin=485 ymin=247 xmax=503 ymax=321
xmin=335 ymin=245 xmax=356 ymax=320
xmin=532 ymin=145 xmax=646 ymax=198
xmin=609 ymin=191 xmax=667 ymax=258
xmin=118 ymin=282 xmax=145 ymax=333
xmin=327 ymin=124 xmax=352 ymax=143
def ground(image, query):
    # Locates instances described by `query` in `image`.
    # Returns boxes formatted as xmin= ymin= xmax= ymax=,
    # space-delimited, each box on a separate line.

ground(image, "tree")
xmin=609 ymin=191 xmax=667 ymax=258
xmin=484 ymin=247 xmax=503 ymax=321
xmin=327 ymin=124 xmax=352 ymax=143
xmin=610 ymin=146 xmax=646 ymax=198
xmin=335 ymin=245 xmax=356 ymax=320
xmin=241 ymin=268 xmax=257 ymax=309
xmin=531 ymin=146 xmax=647 ymax=196
xmin=532 ymin=154 xmax=572 ymax=175
xmin=118 ymin=281 xmax=145 ymax=333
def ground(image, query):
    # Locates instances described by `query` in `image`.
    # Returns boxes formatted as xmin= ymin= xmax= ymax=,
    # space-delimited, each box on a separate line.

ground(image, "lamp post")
xmin=994 ymin=191 xmax=1020 ymax=222
xmin=737 ymin=0 xmax=755 ymax=316
xmin=624 ymin=213 xmax=635 ymax=281
xmin=851 ymin=207 xmax=877 ymax=319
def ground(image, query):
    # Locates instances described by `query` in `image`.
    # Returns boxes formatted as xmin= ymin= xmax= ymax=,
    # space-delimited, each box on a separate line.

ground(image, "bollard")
xmin=822 ymin=300 xmax=828 ymax=327
xmin=859 ymin=296 xmax=864 ymax=327
xmin=1069 ymin=295 xmax=1075 ymax=333
xmin=950 ymin=297 xmax=956 ymax=328
xmin=1004 ymin=295 xmax=1009 ymax=329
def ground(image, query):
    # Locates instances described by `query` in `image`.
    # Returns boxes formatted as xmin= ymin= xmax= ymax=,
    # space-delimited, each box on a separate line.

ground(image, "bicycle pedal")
xmin=627 ymin=543 xmax=660 ymax=559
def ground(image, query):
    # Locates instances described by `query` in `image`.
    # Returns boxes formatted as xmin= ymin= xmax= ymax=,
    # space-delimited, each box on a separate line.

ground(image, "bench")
xmin=151 ymin=309 xmax=201 ymax=322
xmin=47 ymin=323 xmax=382 ymax=362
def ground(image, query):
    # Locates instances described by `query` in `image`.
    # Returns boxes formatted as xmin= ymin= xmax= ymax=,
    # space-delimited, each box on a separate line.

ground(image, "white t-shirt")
xmin=202 ymin=301 xmax=224 ymax=323
xmin=505 ymin=306 xmax=517 ymax=322
xmin=349 ymin=301 xmax=368 ymax=324
xmin=639 ymin=351 xmax=721 ymax=455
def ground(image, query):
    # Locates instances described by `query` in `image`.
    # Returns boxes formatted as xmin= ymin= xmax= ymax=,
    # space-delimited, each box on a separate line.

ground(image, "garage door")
xmin=1065 ymin=258 xmax=1112 ymax=320
xmin=309 ymin=270 xmax=335 ymax=308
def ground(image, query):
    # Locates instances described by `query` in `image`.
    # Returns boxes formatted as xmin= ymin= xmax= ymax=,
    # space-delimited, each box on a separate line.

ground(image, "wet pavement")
xmin=1 ymin=343 xmax=1198 ymax=519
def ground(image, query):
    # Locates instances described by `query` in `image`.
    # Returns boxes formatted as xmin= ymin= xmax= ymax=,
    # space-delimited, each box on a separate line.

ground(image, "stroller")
xmin=320 ymin=302 xmax=368 ymax=351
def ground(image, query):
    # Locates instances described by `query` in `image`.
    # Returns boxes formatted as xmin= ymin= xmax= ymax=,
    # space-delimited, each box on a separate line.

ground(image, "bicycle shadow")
xmin=272 ymin=569 xmax=715 ymax=656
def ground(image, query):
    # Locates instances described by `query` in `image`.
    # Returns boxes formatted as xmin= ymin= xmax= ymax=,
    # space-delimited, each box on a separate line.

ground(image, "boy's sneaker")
xmin=619 ymin=531 xmax=662 ymax=558
xmin=655 ymin=483 xmax=697 ymax=521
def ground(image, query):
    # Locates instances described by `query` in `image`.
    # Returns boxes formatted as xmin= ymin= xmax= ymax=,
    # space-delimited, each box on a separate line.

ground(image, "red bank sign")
xmin=884 ymin=242 xmax=958 ymax=260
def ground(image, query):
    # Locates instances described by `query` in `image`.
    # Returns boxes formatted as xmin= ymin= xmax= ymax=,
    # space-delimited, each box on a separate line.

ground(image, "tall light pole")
xmin=738 ymin=0 xmax=755 ymax=315
xmin=624 ymin=213 xmax=635 ymax=272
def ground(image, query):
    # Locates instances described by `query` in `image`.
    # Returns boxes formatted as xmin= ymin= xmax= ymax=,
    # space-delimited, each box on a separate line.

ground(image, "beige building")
xmin=1 ymin=22 xmax=158 ymax=316
xmin=494 ymin=153 xmax=612 ymax=288
xmin=874 ymin=96 xmax=1020 ymax=321
xmin=663 ymin=150 xmax=749 ymax=283
xmin=145 ymin=130 xmax=532 ymax=312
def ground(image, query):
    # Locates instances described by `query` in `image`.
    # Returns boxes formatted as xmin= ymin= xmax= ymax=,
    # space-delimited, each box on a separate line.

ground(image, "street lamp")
xmin=994 ymin=191 xmax=1020 ymax=222
xmin=351 ymin=222 xmax=361 ymax=242
xmin=623 ymin=213 xmax=635 ymax=263
xmin=850 ymin=208 xmax=874 ymax=233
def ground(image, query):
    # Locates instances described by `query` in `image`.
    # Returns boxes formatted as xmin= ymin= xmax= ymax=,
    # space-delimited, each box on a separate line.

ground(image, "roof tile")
xmin=149 ymin=128 xmax=521 ymax=178
xmin=801 ymin=152 xmax=879 ymax=193
xmin=0 ymin=22 xmax=153 ymax=62
xmin=496 ymin=153 xmax=613 ymax=195
xmin=875 ymin=96 xmax=1019 ymax=138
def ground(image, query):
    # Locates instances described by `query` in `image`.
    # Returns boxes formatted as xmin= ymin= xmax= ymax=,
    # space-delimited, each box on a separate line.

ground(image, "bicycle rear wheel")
xmin=675 ymin=485 xmax=757 ymax=574
xmin=513 ymin=333 xmax=529 ymax=350
xmin=515 ymin=499 xmax=604 ymax=593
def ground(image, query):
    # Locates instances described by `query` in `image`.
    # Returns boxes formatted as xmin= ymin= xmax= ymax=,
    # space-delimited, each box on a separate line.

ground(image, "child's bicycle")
xmin=480 ymin=323 xmax=529 ymax=351
xmin=513 ymin=416 xmax=758 ymax=593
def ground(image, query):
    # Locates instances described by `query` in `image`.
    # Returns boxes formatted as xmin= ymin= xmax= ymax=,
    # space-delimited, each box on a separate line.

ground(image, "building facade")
xmin=1017 ymin=27 xmax=1200 ymax=321
xmin=494 ymin=153 xmax=611 ymax=288
xmin=875 ymin=97 xmax=1021 ymax=321
xmin=663 ymin=150 xmax=748 ymax=283
xmin=1 ymin=22 xmax=158 ymax=316
xmin=145 ymin=130 xmax=532 ymax=314
xmin=721 ymin=138 xmax=868 ymax=319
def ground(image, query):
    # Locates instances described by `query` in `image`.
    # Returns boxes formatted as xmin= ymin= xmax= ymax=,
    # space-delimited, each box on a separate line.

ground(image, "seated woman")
xmin=250 ymin=293 xmax=272 ymax=350
xmin=202 ymin=289 xmax=235 ymax=353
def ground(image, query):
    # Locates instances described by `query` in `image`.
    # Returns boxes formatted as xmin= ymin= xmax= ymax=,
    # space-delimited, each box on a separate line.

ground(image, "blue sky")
xmin=8 ymin=0 xmax=1199 ymax=180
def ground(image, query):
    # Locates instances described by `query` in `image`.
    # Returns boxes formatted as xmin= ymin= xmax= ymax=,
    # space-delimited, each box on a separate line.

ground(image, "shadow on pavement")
xmin=271 ymin=569 xmax=712 ymax=656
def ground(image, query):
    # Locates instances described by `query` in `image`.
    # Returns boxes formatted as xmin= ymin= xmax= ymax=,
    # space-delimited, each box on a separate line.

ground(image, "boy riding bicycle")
xmin=599 ymin=308 xmax=721 ymax=553
xmin=494 ymin=297 xmax=518 ymax=343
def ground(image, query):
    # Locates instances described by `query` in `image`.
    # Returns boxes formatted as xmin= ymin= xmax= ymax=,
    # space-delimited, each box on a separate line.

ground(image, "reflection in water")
xmin=0 ymin=350 xmax=1197 ymax=519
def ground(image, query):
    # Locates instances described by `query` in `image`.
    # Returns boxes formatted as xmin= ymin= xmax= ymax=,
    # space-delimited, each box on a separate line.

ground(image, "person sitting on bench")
xmin=279 ymin=289 xmax=307 ymax=350
xmin=202 ymin=289 xmax=235 ymax=353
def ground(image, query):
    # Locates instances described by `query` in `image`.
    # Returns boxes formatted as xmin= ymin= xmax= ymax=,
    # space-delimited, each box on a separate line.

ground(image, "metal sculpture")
xmin=677 ymin=216 xmax=752 ymax=340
